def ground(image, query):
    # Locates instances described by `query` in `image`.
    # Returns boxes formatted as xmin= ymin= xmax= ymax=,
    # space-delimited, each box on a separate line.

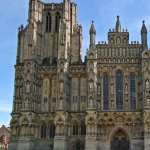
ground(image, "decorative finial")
xmin=116 ymin=15 xmax=121 ymax=32
xmin=141 ymin=20 xmax=148 ymax=49
xmin=143 ymin=20 xmax=145 ymax=24
xmin=141 ymin=20 xmax=147 ymax=33
xmin=89 ymin=20 xmax=96 ymax=47
xmin=90 ymin=20 xmax=96 ymax=34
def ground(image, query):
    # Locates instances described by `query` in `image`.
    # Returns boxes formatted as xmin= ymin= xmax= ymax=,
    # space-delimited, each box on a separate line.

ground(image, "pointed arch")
xmin=110 ymin=129 xmax=130 ymax=150
xmin=55 ymin=12 xmax=61 ymax=32
xmin=116 ymin=70 xmax=124 ymax=110
xmin=130 ymin=73 xmax=136 ymax=111
xmin=46 ymin=12 xmax=52 ymax=32
xmin=103 ymin=73 xmax=109 ymax=110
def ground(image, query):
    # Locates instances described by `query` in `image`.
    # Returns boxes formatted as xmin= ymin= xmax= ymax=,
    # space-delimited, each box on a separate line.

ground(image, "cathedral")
xmin=8 ymin=0 xmax=150 ymax=150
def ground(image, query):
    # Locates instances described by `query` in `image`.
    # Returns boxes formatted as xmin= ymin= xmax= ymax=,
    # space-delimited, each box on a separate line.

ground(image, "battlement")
xmin=44 ymin=3 xmax=63 ymax=11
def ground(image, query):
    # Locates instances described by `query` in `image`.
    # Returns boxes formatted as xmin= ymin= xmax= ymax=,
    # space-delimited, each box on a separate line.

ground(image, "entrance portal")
xmin=111 ymin=129 xmax=129 ymax=150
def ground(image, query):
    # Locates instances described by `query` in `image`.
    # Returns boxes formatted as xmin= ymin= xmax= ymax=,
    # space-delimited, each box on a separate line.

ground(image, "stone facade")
xmin=9 ymin=0 xmax=150 ymax=150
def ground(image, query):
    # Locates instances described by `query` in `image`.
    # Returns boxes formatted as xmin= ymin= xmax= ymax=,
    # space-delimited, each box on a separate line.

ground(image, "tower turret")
xmin=63 ymin=0 xmax=70 ymax=21
xmin=28 ymin=0 xmax=43 ymax=23
xmin=89 ymin=21 xmax=96 ymax=48
xmin=141 ymin=20 xmax=148 ymax=50
xmin=71 ymin=25 xmax=82 ymax=64
xmin=28 ymin=0 xmax=37 ymax=23
xmin=115 ymin=16 xmax=121 ymax=32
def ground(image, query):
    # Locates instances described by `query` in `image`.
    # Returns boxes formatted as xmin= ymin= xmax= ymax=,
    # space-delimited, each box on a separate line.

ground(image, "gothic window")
xmin=116 ymin=70 xmax=124 ymax=110
xmin=41 ymin=125 xmax=46 ymax=139
xmin=49 ymin=124 xmax=55 ymax=138
xmin=55 ymin=12 xmax=61 ymax=32
xmin=130 ymin=74 xmax=136 ymax=111
xmin=46 ymin=12 xmax=51 ymax=32
xmin=103 ymin=74 xmax=109 ymax=110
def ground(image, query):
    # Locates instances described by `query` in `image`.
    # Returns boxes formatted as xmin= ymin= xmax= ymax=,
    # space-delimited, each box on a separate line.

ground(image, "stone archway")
xmin=111 ymin=129 xmax=129 ymax=150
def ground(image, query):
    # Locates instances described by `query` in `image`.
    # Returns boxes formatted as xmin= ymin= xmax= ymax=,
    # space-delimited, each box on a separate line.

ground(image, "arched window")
xmin=116 ymin=70 xmax=124 ymax=110
xmin=130 ymin=74 xmax=136 ymax=111
xmin=55 ymin=12 xmax=61 ymax=32
xmin=49 ymin=124 xmax=55 ymax=138
xmin=41 ymin=125 xmax=46 ymax=139
xmin=46 ymin=12 xmax=51 ymax=32
xmin=103 ymin=74 xmax=109 ymax=110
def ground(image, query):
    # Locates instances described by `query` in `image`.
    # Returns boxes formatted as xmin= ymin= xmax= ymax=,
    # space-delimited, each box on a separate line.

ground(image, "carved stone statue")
xmin=26 ymin=82 xmax=30 ymax=93
xmin=125 ymin=83 xmax=128 ymax=94
xmin=110 ymin=84 xmax=114 ymax=94
xmin=60 ymin=82 xmax=64 ymax=95
xmin=89 ymin=81 xmax=94 ymax=93
xmin=146 ymin=80 xmax=150 ymax=92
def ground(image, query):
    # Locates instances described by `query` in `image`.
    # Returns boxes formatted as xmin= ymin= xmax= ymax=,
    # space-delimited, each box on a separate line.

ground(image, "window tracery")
xmin=46 ymin=12 xmax=51 ymax=32
xmin=130 ymin=74 xmax=136 ymax=110
xmin=103 ymin=74 xmax=109 ymax=110
xmin=116 ymin=70 xmax=124 ymax=110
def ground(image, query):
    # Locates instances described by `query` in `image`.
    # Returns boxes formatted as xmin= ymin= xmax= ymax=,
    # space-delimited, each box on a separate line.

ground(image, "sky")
xmin=0 ymin=0 xmax=150 ymax=127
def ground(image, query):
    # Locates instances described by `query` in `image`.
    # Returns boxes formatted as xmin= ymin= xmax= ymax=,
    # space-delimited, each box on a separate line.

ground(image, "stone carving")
xmin=89 ymin=81 xmax=94 ymax=93
xmin=146 ymin=80 xmax=150 ymax=92
xmin=60 ymin=82 xmax=64 ymax=95
xmin=125 ymin=83 xmax=128 ymax=95
xmin=26 ymin=82 xmax=30 ymax=93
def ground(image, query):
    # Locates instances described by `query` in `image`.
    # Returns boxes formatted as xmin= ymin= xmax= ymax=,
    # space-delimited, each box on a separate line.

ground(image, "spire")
xmin=115 ymin=16 xmax=121 ymax=32
xmin=90 ymin=21 xmax=96 ymax=34
xmin=141 ymin=20 xmax=148 ymax=50
xmin=89 ymin=21 xmax=96 ymax=47
xmin=141 ymin=20 xmax=147 ymax=33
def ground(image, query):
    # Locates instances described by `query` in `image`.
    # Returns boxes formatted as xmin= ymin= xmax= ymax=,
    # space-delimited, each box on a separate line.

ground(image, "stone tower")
xmin=9 ymin=0 xmax=150 ymax=150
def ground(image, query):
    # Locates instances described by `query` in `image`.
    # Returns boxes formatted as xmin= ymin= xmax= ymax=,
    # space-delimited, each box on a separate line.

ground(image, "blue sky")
xmin=0 ymin=0 xmax=150 ymax=127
